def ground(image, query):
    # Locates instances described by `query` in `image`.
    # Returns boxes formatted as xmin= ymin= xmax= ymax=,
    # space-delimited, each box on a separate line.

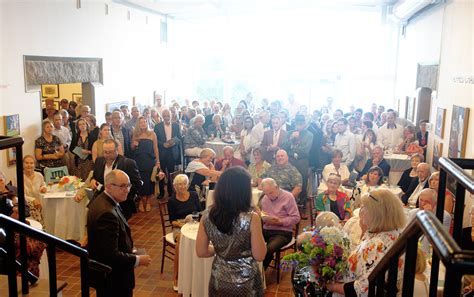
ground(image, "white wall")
xmin=395 ymin=0 xmax=474 ymax=164
xmin=0 ymin=1 xmax=171 ymax=178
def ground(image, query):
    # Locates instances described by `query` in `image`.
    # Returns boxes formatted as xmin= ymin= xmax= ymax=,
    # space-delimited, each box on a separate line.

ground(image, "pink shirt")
xmin=261 ymin=189 xmax=300 ymax=233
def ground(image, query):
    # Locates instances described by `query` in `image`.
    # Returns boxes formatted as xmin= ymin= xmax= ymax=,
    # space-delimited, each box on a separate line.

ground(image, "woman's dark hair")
xmin=365 ymin=166 xmax=384 ymax=185
xmin=209 ymin=167 xmax=252 ymax=234
xmin=244 ymin=116 xmax=254 ymax=130
xmin=239 ymin=100 xmax=248 ymax=109
xmin=363 ymin=128 xmax=377 ymax=144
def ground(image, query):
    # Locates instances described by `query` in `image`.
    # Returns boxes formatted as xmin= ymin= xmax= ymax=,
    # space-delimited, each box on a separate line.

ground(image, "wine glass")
xmin=191 ymin=211 xmax=200 ymax=223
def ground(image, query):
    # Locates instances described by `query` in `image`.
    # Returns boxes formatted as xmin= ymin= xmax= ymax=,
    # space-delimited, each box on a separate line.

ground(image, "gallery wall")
xmin=395 ymin=0 xmax=473 ymax=167
xmin=0 ymin=1 xmax=172 ymax=178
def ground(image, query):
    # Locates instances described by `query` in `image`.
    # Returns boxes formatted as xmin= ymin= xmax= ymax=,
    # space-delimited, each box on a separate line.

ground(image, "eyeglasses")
xmin=368 ymin=193 xmax=378 ymax=202
xmin=111 ymin=183 xmax=132 ymax=189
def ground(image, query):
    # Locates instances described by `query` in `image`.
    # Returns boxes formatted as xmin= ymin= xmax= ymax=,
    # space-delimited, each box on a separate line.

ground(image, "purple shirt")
xmin=261 ymin=189 xmax=300 ymax=232
xmin=214 ymin=157 xmax=247 ymax=171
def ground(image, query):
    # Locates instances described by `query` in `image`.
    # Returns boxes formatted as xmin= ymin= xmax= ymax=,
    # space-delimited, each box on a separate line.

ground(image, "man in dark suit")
xmin=154 ymin=109 xmax=181 ymax=198
xmin=111 ymin=110 xmax=133 ymax=158
xmin=357 ymin=146 xmax=391 ymax=180
xmin=260 ymin=114 xmax=287 ymax=163
xmin=90 ymin=139 xmax=143 ymax=220
xmin=401 ymin=162 xmax=431 ymax=206
xmin=88 ymin=169 xmax=151 ymax=297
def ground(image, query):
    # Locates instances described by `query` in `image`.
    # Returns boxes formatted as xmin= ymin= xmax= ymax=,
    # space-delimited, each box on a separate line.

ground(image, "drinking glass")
xmin=191 ymin=211 xmax=200 ymax=223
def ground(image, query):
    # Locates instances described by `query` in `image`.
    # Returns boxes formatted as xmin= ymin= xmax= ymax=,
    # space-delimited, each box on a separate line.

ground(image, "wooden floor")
xmin=55 ymin=196 xmax=308 ymax=297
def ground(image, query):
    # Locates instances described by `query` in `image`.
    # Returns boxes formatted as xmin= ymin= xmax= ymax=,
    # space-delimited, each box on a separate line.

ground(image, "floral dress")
xmin=347 ymin=229 xmax=404 ymax=296
xmin=35 ymin=135 xmax=65 ymax=168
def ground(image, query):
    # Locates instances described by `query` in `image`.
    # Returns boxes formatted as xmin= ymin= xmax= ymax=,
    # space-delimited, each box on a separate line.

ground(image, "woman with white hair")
xmin=185 ymin=148 xmax=222 ymax=193
xmin=314 ymin=174 xmax=352 ymax=221
xmin=167 ymin=174 xmax=201 ymax=290
xmin=206 ymin=114 xmax=225 ymax=139
xmin=327 ymin=189 xmax=407 ymax=296
xmin=183 ymin=114 xmax=207 ymax=157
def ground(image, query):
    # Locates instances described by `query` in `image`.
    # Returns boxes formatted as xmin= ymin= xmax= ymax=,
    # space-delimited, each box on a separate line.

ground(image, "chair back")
xmin=157 ymin=200 xmax=173 ymax=235
xmin=44 ymin=166 xmax=69 ymax=184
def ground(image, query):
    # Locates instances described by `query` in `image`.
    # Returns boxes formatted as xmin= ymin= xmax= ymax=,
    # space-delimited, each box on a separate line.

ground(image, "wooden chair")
xmin=158 ymin=200 xmax=176 ymax=273
xmin=270 ymin=222 xmax=300 ymax=284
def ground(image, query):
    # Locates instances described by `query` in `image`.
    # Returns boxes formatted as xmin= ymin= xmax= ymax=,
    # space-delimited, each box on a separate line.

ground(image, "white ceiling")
xmin=115 ymin=0 xmax=398 ymax=20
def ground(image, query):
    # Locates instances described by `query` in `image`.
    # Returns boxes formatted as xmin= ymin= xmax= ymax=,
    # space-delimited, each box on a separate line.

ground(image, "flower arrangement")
xmin=281 ymin=226 xmax=352 ymax=287
xmin=57 ymin=176 xmax=82 ymax=191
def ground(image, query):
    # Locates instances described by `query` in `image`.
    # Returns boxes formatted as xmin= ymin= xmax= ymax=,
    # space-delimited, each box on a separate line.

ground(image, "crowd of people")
xmin=1 ymin=93 xmax=472 ymax=296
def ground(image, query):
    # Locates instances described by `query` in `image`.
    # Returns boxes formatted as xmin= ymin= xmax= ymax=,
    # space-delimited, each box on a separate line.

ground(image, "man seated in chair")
xmin=214 ymin=146 xmax=246 ymax=171
xmin=259 ymin=178 xmax=300 ymax=269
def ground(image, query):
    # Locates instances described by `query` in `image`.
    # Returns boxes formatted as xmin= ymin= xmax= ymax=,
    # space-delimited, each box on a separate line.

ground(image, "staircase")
xmin=368 ymin=157 xmax=474 ymax=297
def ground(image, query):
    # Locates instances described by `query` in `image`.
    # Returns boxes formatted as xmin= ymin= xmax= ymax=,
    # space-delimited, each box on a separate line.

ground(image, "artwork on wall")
xmin=448 ymin=105 xmax=470 ymax=158
xmin=106 ymin=101 xmax=129 ymax=112
xmin=72 ymin=93 xmax=83 ymax=102
xmin=3 ymin=114 xmax=20 ymax=166
xmin=435 ymin=107 xmax=446 ymax=138
xmin=432 ymin=140 xmax=443 ymax=170
xmin=406 ymin=97 xmax=416 ymax=123
xmin=41 ymin=84 xmax=59 ymax=98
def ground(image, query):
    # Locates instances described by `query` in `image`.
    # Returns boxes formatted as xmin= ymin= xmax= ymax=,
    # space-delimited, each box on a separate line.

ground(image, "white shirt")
xmin=164 ymin=123 xmax=172 ymax=141
xmin=322 ymin=163 xmax=350 ymax=184
xmin=407 ymin=179 xmax=429 ymax=207
xmin=376 ymin=123 xmax=404 ymax=149
xmin=250 ymin=122 xmax=267 ymax=148
xmin=52 ymin=126 xmax=72 ymax=148
xmin=334 ymin=130 xmax=356 ymax=166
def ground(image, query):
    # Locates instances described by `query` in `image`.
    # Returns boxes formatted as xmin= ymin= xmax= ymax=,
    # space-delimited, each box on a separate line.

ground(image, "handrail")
xmin=0 ymin=215 xmax=88 ymax=257
xmin=439 ymin=157 xmax=474 ymax=193
xmin=367 ymin=211 xmax=474 ymax=297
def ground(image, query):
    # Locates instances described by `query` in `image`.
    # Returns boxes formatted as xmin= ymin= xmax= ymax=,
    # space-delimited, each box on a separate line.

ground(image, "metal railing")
xmin=0 ymin=135 xmax=110 ymax=296
xmin=368 ymin=157 xmax=474 ymax=297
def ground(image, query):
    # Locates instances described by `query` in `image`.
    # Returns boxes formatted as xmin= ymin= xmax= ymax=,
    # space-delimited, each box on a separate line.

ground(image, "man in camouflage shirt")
xmin=260 ymin=149 xmax=302 ymax=199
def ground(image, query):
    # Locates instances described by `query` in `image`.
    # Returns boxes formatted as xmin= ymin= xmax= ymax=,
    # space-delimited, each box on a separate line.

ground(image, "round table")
xmin=40 ymin=184 xmax=88 ymax=241
xmin=206 ymin=187 xmax=262 ymax=209
xmin=178 ymin=222 xmax=214 ymax=297
xmin=204 ymin=139 xmax=240 ymax=158
xmin=385 ymin=153 xmax=412 ymax=185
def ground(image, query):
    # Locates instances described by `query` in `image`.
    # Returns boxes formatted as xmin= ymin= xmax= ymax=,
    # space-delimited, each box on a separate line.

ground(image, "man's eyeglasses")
xmin=111 ymin=183 xmax=132 ymax=189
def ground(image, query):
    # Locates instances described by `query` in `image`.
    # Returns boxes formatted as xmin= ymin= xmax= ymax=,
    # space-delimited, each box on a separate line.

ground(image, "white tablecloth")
xmin=178 ymin=222 xmax=214 ymax=297
xmin=385 ymin=153 xmax=411 ymax=185
xmin=40 ymin=185 xmax=88 ymax=241
xmin=204 ymin=140 xmax=240 ymax=158
xmin=206 ymin=187 xmax=262 ymax=209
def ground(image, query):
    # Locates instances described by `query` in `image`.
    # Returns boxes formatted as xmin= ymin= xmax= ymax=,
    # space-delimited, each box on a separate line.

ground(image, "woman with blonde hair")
xmin=327 ymin=189 xmax=407 ymax=296
xmin=314 ymin=174 xmax=351 ymax=221
xmin=132 ymin=116 xmax=160 ymax=211
xmin=167 ymin=174 xmax=201 ymax=290
xmin=23 ymin=155 xmax=46 ymax=224
xmin=91 ymin=123 xmax=123 ymax=162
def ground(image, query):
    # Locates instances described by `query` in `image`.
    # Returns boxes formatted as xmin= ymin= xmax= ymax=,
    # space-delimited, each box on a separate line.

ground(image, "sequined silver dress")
xmin=203 ymin=211 xmax=264 ymax=296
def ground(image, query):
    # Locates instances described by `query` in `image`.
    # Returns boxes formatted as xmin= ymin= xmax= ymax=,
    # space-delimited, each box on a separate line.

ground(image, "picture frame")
xmin=41 ymin=84 xmax=59 ymax=98
xmin=53 ymin=101 xmax=60 ymax=111
xmin=106 ymin=101 xmax=129 ymax=112
xmin=432 ymin=140 xmax=443 ymax=170
xmin=435 ymin=107 xmax=446 ymax=138
xmin=407 ymin=97 xmax=416 ymax=123
xmin=3 ymin=114 xmax=20 ymax=166
xmin=448 ymin=105 xmax=470 ymax=158
xmin=72 ymin=93 xmax=83 ymax=102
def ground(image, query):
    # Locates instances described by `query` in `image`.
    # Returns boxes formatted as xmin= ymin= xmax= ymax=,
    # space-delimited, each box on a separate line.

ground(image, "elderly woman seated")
xmin=22 ymin=155 xmax=47 ymax=225
xmin=396 ymin=125 xmax=424 ymax=155
xmin=183 ymin=115 xmax=207 ymax=157
xmin=327 ymin=189 xmax=407 ymax=296
xmin=167 ymin=174 xmax=201 ymax=291
xmin=319 ymin=149 xmax=350 ymax=192
xmin=206 ymin=114 xmax=225 ymax=139
xmin=314 ymin=174 xmax=351 ymax=221
xmin=184 ymin=148 xmax=222 ymax=195
xmin=398 ymin=153 xmax=423 ymax=193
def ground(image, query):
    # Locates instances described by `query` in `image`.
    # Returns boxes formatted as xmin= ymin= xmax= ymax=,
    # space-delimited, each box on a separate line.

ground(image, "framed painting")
xmin=72 ymin=93 xmax=83 ymax=102
xmin=435 ymin=107 xmax=446 ymax=138
xmin=432 ymin=140 xmax=443 ymax=170
xmin=448 ymin=105 xmax=470 ymax=158
xmin=106 ymin=101 xmax=129 ymax=112
xmin=41 ymin=84 xmax=59 ymax=98
xmin=407 ymin=97 xmax=416 ymax=123
xmin=3 ymin=114 xmax=20 ymax=166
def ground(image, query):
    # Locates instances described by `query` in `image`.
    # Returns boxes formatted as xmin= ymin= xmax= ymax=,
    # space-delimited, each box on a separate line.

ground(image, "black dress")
xmin=167 ymin=191 xmax=201 ymax=222
xmin=133 ymin=139 xmax=156 ymax=196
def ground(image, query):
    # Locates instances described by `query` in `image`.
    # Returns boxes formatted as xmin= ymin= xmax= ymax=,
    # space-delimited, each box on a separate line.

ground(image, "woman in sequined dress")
xmin=196 ymin=167 xmax=266 ymax=296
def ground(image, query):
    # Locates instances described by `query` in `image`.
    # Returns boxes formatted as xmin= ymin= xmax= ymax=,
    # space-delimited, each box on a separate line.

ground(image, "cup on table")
xmin=191 ymin=211 xmax=200 ymax=223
